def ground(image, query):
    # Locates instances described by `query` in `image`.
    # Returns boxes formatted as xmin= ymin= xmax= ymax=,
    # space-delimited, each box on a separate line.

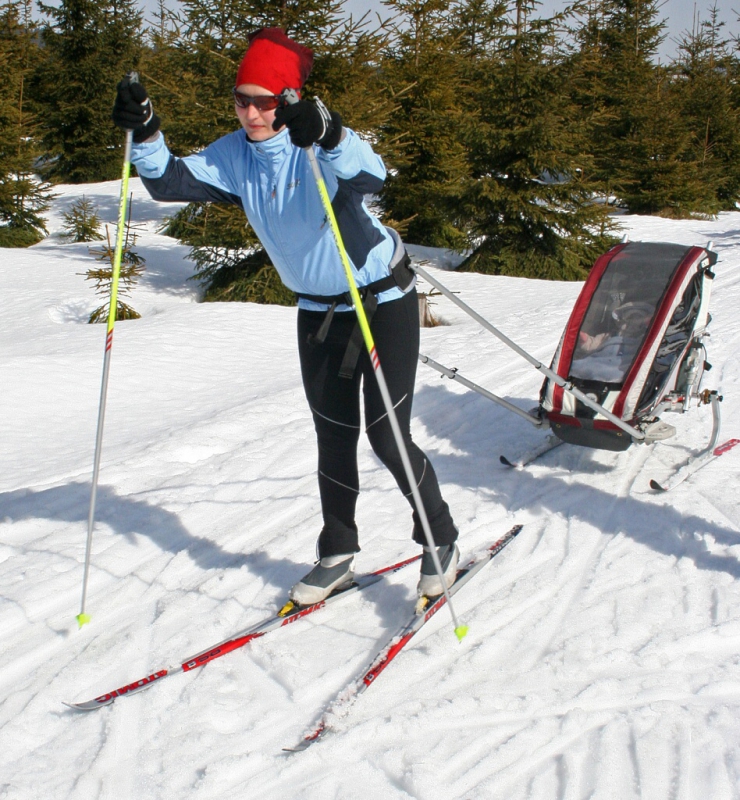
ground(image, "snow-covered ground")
xmin=1 ymin=180 xmax=739 ymax=799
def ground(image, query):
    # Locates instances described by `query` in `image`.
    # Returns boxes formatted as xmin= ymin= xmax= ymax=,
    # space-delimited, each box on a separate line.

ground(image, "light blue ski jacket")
xmin=131 ymin=127 xmax=408 ymax=311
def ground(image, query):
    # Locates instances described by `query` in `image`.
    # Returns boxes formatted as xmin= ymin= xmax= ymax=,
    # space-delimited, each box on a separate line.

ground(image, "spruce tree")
xmin=376 ymin=0 xmax=473 ymax=248
xmin=572 ymin=0 xmax=713 ymax=216
xmin=34 ymin=0 xmax=144 ymax=183
xmin=240 ymin=0 xmax=342 ymax=45
xmin=303 ymin=13 xmax=397 ymax=160
xmin=161 ymin=202 xmax=294 ymax=305
xmin=61 ymin=195 xmax=103 ymax=241
xmin=86 ymin=214 xmax=145 ymax=321
xmin=457 ymin=0 xmax=617 ymax=279
xmin=143 ymin=0 xmax=349 ymax=154
xmin=0 ymin=0 xmax=52 ymax=246
xmin=564 ymin=0 xmax=619 ymax=202
xmin=673 ymin=6 xmax=740 ymax=211
xmin=141 ymin=0 xmax=253 ymax=154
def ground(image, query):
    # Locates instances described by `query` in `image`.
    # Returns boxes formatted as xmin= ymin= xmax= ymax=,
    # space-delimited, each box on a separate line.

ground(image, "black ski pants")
xmin=297 ymin=287 xmax=458 ymax=558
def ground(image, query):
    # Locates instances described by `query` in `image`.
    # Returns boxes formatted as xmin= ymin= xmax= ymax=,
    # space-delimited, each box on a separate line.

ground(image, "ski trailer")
xmin=541 ymin=242 xmax=718 ymax=450
xmin=417 ymin=241 xmax=730 ymax=490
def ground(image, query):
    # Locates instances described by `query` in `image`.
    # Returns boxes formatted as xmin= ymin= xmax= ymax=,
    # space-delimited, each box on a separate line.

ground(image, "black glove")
xmin=112 ymin=76 xmax=161 ymax=143
xmin=273 ymin=100 xmax=343 ymax=150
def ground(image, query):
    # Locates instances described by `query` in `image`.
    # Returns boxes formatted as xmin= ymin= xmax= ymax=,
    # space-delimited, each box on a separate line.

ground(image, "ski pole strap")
xmin=339 ymin=289 xmax=379 ymax=379
xmin=296 ymin=253 xmax=414 ymax=378
xmin=307 ymin=300 xmax=340 ymax=347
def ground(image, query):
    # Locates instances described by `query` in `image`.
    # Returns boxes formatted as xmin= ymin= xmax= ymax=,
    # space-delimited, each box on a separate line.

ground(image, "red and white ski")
xmin=650 ymin=437 xmax=740 ymax=492
xmin=64 ymin=554 xmax=420 ymax=711
xmin=284 ymin=524 xmax=523 ymax=752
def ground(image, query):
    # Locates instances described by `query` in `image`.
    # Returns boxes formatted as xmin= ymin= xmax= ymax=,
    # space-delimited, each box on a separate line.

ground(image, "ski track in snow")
xmin=1 ymin=181 xmax=740 ymax=798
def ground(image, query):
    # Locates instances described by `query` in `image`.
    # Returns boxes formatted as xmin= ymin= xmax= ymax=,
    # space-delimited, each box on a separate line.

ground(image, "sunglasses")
xmin=232 ymin=88 xmax=282 ymax=111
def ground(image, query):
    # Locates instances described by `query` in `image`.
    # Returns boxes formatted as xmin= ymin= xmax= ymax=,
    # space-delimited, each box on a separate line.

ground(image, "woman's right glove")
xmin=112 ymin=76 xmax=160 ymax=143
xmin=273 ymin=99 xmax=343 ymax=150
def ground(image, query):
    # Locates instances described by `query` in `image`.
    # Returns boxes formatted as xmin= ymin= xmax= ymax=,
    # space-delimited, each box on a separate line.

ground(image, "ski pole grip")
xmin=279 ymin=88 xmax=333 ymax=149
xmin=281 ymin=88 xmax=300 ymax=106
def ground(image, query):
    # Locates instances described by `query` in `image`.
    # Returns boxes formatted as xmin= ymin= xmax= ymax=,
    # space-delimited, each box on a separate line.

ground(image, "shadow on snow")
xmin=0 ymin=481 xmax=297 ymax=583
xmin=413 ymin=382 xmax=740 ymax=578
xmin=0 ymin=481 xmax=414 ymax=633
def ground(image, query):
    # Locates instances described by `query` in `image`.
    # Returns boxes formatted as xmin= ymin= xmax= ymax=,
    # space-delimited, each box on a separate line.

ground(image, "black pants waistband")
xmin=295 ymin=252 xmax=414 ymax=307
xmin=295 ymin=253 xmax=415 ymax=379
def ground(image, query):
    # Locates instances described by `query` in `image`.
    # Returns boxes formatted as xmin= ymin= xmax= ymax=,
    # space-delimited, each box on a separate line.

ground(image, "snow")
xmin=1 ymin=179 xmax=739 ymax=799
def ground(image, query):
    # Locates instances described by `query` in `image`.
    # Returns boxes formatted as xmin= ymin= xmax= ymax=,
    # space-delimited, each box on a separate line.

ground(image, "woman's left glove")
xmin=273 ymin=100 xmax=343 ymax=150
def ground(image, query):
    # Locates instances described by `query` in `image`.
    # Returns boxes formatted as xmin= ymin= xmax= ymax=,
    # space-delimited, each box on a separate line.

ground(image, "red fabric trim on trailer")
xmin=551 ymin=243 xmax=628 ymax=412
xmin=592 ymin=420 xmax=621 ymax=431
xmin=612 ymin=246 xmax=705 ymax=420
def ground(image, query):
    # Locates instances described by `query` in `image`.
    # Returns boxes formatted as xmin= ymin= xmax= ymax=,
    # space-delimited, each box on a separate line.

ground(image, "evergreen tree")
xmin=376 ymin=0 xmax=473 ymax=248
xmin=141 ymin=0 xmax=252 ymax=154
xmin=303 ymin=13 xmax=398 ymax=162
xmin=0 ymin=0 xmax=53 ymax=246
xmin=141 ymin=0 xmax=266 ymax=302
xmin=564 ymin=0 xmax=618 ymax=202
xmin=240 ymin=0 xmax=343 ymax=45
xmin=34 ymin=0 xmax=144 ymax=183
xmin=571 ymin=0 xmax=713 ymax=216
xmin=142 ymin=0 xmax=351 ymax=154
xmin=86 ymin=215 xmax=145 ymax=321
xmin=457 ymin=0 xmax=617 ymax=279
xmin=61 ymin=195 xmax=103 ymax=241
xmin=672 ymin=5 xmax=740 ymax=210
xmin=161 ymin=202 xmax=294 ymax=305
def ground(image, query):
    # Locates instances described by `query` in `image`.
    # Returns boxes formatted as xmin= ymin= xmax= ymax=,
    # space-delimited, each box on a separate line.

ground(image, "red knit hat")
xmin=235 ymin=28 xmax=313 ymax=94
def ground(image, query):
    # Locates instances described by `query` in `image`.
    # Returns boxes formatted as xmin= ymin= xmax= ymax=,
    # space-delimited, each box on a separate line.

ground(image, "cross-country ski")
xmin=63 ymin=555 xmax=420 ymax=711
xmin=285 ymin=525 xmax=522 ymax=752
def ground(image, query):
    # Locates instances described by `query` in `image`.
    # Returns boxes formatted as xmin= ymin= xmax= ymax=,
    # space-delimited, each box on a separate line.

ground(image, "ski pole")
xmin=283 ymin=91 xmax=468 ymax=642
xmin=77 ymin=72 xmax=138 ymax=628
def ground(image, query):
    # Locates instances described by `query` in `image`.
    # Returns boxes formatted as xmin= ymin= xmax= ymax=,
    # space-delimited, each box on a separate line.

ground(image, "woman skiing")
xmin=112 ymin=27 xmax=459 ymax=604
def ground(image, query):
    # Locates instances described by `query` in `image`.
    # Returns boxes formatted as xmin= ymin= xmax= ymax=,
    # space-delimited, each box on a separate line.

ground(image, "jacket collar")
xmin=246 ymin=127 xmax=293 ymax=167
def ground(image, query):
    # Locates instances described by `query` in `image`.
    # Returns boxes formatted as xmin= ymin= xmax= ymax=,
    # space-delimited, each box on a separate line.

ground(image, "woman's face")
xmin=235 ymin=83 xmax=283 ymax=141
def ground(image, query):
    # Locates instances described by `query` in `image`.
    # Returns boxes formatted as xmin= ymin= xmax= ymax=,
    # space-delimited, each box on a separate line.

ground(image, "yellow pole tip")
xmin=76 ymin=613 xmax=91 ymax=629
xmin=454 ymin=625 xmax=469 ymax=642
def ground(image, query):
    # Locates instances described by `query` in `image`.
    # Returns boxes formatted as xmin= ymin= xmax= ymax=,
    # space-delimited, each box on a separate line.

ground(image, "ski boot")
xmin=288 ymin=554 xmax=356 ymax=606
xmin=417 ymin=544 xmax=459 ymax=598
